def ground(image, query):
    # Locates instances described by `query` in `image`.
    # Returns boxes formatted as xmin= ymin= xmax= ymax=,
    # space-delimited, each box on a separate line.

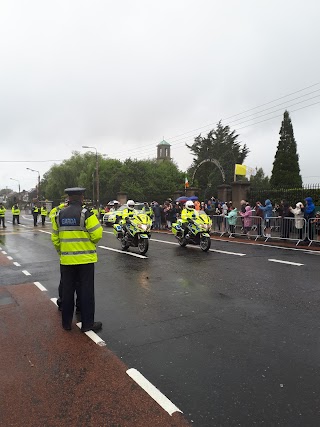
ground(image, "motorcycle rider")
xmin=120 ymin=200 xmax=138 ymax=235
xmin=180 ymin=200 xmax=199 ymax=238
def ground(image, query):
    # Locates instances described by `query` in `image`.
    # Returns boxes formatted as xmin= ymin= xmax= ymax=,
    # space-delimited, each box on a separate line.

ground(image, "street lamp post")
xmin=10 ymin=178 xmax=21 ymax=203
xmin=26 ymin=168 xmax=41 ymax=200
xmin=82 ymin=146 xmax=99 ymax=207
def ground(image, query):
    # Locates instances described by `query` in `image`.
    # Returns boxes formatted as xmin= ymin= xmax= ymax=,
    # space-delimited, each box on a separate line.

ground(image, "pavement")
xmin=0 ymin=280 xmax=189 ymax=427
xmin=1 ymin=218 xmax=320 ymax=426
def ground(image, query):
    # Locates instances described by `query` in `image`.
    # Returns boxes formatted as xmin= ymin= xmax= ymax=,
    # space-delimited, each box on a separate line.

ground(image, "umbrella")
xmin=175 ymin=196 xmax=189 ymax=202
xmin=188 ymin=196 xmax=199 ymax=201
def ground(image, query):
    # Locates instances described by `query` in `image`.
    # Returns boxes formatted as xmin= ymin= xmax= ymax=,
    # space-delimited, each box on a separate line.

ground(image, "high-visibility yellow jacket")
xmin=33 ymin=206 xmax=40 ymax=215
xmin=181 ymin=208 xmax=198 ymax=222
xmin=122 ymin=208 xmax=138 ymax=221
xmin=12 ymin=206 xmax=20 ymax=215
xmin=0 ymin=207 xmax=6 ymax=217
xmin=92 ymin=208 xmax=99 ymax=217
xmin=41 ymin=207 xmax=48 ymax=216
xmin=49 ymin=203 xmax=65 ymax=222
xmin=51 ymin=200 xmax=102 ymax=265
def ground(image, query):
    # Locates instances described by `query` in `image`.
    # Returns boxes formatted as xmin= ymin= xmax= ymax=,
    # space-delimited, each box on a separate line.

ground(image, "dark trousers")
xmin=0 ymin=217 xmax=5 ymax=227
xmin=13 ymin=215 xmax=20 ymax=225
xmin=33 ymin=214 xmax=38 ymax=226
xmin=41 ymin=215 xmax=46 ymax=225
xmin=58 ymin=264 xmax=81 ymax=310
xmin=60 ymin=263 xmax=95 ymax=330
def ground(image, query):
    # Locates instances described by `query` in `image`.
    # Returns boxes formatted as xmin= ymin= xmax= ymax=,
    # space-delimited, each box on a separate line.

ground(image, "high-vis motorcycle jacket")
xmin=0 ymin=207 xmax=6 ymax=217
xmin=122 ymin=208 xmax=138 ymax=220
xmin=181 ymin=208 xmax=198 ymax=222
xmin=12 ymin=206 xmax=20 ymax=215
xmin=51 ymin=200 xmax=102 ymax=265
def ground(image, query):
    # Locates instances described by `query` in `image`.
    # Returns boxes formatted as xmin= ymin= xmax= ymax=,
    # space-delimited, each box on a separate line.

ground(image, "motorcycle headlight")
xmin=139 ymin=224 xmax=148 ymax=231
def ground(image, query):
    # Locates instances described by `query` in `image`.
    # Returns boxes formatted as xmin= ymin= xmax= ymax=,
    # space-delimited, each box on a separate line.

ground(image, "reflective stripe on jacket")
xmin=51 ymin=201 xmax=102 ymax=265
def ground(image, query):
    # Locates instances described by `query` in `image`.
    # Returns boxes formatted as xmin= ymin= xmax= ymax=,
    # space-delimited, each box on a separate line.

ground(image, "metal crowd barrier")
xmin=307 ymin=218 xmax=320 ymax=246
xmin=210 ymin=214 xmax=263 ymax=240
xmin=264 ymin=216 xmax=307 ymax=245
xmin=210 ymin=214 xmax=312 ymax=245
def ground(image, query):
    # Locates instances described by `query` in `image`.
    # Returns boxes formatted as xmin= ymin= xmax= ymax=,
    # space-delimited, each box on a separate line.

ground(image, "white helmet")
xmin=185 ymin=200 xmax=195 ymax=210
xmin=127 ymin=199 xmax=135 ymax=210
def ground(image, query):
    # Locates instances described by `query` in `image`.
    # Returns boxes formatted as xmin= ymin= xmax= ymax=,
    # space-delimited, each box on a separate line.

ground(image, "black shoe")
xmin=81 ymin=321 xmax=102 ymax=333
xmin=63 ymin=324 xmax=71 ymax=331
xmin=57 ymin=299 xmax=62 ymax=311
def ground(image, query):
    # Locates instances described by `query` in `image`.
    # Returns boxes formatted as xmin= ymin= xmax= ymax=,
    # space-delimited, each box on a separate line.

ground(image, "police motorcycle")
xmin=171 ymin=201 xmax=212 ymax=252
xmin=113 ymin=200 xmax=152 ymax=255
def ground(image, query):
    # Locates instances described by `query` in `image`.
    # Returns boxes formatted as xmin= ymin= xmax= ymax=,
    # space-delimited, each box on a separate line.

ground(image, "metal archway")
xmin=192 ymin=158 xmax=225 ymax=184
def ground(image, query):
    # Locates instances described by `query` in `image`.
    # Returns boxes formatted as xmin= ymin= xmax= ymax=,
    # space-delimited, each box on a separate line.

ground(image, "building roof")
xmin=157 ymin=139 xmax=171 ymax=146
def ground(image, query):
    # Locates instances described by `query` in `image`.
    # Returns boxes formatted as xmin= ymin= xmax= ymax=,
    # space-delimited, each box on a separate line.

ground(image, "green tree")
xmin=40 ymin=154 xmax=185 ymax=204
xmin=270 ymin=110 xmax=302 ymax=188
xmin=186 ymin=121 xmax=249 ymax=197
xmin=250 ymin=168 xmax=270 ymax=189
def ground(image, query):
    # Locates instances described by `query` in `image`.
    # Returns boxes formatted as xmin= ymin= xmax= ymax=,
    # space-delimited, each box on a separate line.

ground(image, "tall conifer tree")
xmin=270 ymin=110 xmax=302 ymax=188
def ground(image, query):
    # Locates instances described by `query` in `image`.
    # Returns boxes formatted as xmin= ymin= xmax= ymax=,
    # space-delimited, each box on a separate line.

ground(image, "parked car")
xmin=103 ymin=202 xmax=144 ymax=226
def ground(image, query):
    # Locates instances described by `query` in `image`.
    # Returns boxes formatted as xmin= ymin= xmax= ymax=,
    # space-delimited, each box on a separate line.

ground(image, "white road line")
xmin=98 ymin=245 xmax=148 ymax=259
xmin=22 ymin=270 xmax=31 ymax=276
xmin=268 ymin=259 xmax=304 ymax=266
xmin=19 ymin=224 xmax=28 ymax=228
xmin=210 ymin=249 xmax=246 ymax=256
xmin=150 ymin=238 xmax=246 ymax=256
xmin=39 ymin=230 xmax=52 ymax=235
xmin=0 ymin=247 xmax=2 ymax=250
xmin=76 ymin=322 xmax=106 ymax=346
xmin=1 ymin=250 xmax=7 ymax=254
xmin=211 ymin=236 xmax=320 ymax=255
xmin=13 ymin=261 xmax=21 ymax=267
xmin=7 ymin=256 xmax=13 ymax=260
xmin=126 ymin=368 xmax=182 ymax=416
xmin=51 ymin=297 xmax=58 ymax=305
xmin=34 ymin=281 xmax=47 ymax=291
xmin=150 ymin=238 xmax=177 ymax=245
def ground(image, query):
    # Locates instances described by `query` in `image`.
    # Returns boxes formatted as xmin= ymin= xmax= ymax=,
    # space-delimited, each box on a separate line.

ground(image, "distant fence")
xmin=248 ymin=184 xmax=320 ymax=207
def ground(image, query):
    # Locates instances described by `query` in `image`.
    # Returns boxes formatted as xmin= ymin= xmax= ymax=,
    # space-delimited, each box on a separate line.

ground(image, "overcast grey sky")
xmin=1 ymin=0 xmax=320 ymax=193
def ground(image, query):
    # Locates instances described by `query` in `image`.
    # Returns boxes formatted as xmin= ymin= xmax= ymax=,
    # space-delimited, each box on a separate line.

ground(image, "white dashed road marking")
xmin=150 ymin=238 xmax=246 ymax=256
xmin=126 ymin=368 xmax=182 ymax=416
xmin=34 ymin=281 xmax=47 ymax=291
xmin=22 ymin=270 xmax=31 ymax=276
xmin=98 ymin=245 xmax=148 ymax=259
xmin=76 ymin=323 xmax=106 ymax=346
xmin=39 ymin=230 xmax=52 ymax=235
xmin=13 ymin=262 xmax=21 ymax=267
xmin=268 ymin=259 xmax=304 ymax=266
xmin=7 ymin=256 xmax=13 ymax=260
xmin=1 ymin=250 xmax=7 ymax=254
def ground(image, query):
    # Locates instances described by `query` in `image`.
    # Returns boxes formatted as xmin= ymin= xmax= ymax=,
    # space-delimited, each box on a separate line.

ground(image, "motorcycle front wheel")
xmin=200 ymin=236 xmax=211 ymax=251
xmin=138 ymin=238 xmax=149 ymax=255
xmin=121 ymin=238 xmax=130 ymax=251
xmin=178 ymin=237 xmax=187 ymax=247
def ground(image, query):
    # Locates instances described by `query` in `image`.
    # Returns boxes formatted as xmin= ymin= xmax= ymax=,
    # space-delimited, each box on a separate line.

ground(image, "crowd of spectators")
xmin=145 ymin=196 xmax=320 ymax=242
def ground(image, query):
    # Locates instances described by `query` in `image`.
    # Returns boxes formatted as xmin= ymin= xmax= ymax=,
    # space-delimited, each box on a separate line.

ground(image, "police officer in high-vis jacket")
xmin=0 ymin=204 xmax=6 ymax=228
xmin=51 ymin=187 xmax=103 ymax=332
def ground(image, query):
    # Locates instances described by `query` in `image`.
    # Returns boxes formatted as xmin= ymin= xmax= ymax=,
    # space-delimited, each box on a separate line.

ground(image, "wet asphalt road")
xmin=1 ymin=215 xmax=320 ymax=426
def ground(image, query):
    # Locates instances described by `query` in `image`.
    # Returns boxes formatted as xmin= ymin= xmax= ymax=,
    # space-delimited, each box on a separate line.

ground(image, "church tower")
xmin=157 ymin=139 xmax=171 ymax=162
